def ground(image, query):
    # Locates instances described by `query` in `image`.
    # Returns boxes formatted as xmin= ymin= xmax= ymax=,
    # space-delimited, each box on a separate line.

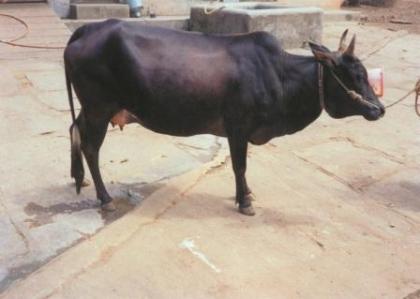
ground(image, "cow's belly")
xmin=139 ymin=116 xmax=226 ymax=137
xmin=126 ymin=102 xmax=227 ymax=137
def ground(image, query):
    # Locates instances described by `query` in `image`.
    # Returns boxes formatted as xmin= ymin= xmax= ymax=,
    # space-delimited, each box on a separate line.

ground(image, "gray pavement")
xmin=1 ymin=9 xmax=420 ymax=299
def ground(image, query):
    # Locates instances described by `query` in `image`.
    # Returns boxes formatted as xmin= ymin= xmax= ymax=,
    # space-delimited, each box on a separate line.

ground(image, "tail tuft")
xmin=70 ymin=123 xmax=84 ymax=194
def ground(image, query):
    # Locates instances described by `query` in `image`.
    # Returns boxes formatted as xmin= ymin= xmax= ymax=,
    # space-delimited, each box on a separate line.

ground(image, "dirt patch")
xmin=349 ymin=0 xmax=420 ymax=34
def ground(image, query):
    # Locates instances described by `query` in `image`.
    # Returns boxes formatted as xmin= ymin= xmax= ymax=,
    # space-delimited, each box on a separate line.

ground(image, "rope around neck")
xmin=318 ymin=63 xmax=325 ymax=110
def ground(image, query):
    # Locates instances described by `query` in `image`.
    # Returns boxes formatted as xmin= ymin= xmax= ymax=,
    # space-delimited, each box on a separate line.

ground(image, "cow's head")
xmin=309 ymin=30 xmax=385 ymax=121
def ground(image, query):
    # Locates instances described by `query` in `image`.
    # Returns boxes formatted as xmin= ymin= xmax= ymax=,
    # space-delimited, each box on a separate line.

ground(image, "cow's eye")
xmin=355 ymin=73 xmax=362 ymax=82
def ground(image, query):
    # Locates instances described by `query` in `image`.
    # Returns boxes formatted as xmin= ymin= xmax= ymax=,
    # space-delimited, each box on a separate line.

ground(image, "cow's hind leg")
xmin=78 ymin=109 xmax=116 ymax=211
xmin=227 ymin=132 xmax=255 ymax=216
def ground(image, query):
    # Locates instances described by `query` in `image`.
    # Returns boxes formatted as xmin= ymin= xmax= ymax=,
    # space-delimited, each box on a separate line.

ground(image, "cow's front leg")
xmin=227 ymin=133 xmax=255 ymax=216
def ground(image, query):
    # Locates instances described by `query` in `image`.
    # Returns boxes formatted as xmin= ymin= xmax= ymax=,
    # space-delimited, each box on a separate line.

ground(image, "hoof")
xmin=101 ymin=201 xmax=116 ymax=212
xmin=239 ymin=205 xmax=255 ymax=216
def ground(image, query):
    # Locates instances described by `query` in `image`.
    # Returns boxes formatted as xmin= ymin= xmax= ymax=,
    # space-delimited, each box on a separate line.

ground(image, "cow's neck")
xmin=249 ymin=52 xmax=323 ymax=145
xmin=277 ymin=52 xmax=322 ymax=130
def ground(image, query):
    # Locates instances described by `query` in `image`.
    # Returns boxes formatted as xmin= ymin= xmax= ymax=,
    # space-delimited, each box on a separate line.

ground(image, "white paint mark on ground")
xmin=180 ymin=238 xmax=221 ymax=273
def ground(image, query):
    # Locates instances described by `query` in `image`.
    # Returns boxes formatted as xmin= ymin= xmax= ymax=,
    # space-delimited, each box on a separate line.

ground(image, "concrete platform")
xmin=190 ymin=3 xmax=323 ymax=48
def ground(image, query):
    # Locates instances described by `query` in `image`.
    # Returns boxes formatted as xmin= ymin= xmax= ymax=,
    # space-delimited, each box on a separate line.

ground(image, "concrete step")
xmin=69 ymin=3 xmax=129 ymax=19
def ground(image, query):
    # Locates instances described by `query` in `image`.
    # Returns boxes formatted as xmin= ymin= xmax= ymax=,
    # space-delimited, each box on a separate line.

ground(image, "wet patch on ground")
xmin=23 ymin=180 xmax=167 ymax=227
xmin=24 ymin=200 xmax=97 ymax=228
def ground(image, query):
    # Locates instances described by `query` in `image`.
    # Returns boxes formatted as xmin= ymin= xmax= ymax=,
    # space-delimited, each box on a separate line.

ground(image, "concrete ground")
xmin=1 ymin=6 xmax=420 ymax=299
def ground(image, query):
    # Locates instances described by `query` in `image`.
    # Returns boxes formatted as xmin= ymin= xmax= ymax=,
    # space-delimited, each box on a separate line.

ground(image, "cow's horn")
xmin=344 ymin=34 xmax=356 ymax=56
xmin=338 ymin=29 xmax=349 ymax=53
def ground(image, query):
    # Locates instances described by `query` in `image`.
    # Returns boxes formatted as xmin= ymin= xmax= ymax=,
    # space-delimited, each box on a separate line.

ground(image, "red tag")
xmin=367 ymin=68 xmax=384 ymax=97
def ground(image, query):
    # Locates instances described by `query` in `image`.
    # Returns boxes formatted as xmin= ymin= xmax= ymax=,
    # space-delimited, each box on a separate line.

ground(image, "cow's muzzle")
xmin=362 ymin=97 xmax=385 ymax=121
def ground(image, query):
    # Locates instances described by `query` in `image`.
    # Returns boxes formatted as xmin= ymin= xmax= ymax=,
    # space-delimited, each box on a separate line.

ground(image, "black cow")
xmin=64 ymin=20 xmax=385 ymax=216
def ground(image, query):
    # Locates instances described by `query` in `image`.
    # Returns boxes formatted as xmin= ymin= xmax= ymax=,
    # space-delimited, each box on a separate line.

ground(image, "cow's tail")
xmin=65 ymin=63 xmax=84 ymax=194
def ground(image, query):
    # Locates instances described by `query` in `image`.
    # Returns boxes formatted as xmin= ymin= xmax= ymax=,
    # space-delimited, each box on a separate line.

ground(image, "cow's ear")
xmin=309 ymin=42 xmax=337 ymax=68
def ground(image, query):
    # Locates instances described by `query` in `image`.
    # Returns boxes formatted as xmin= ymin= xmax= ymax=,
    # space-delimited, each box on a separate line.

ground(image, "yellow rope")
xmin=0 ymin=13 xmax=65 ymax=49
xmin=385 ymin=79 xmax=420 ymax=116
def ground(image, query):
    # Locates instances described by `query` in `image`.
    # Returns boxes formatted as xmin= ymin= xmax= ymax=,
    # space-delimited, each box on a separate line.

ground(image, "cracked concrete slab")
xmin=294 ymin=139 xmax=402 ymax=191
xmin=0 ymin=213 xmax=28 ymax=264
xmin=3 ymin=141 xmax=420 ymax=299
xmin=367 ymin=167 xmax=420 ymax=213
